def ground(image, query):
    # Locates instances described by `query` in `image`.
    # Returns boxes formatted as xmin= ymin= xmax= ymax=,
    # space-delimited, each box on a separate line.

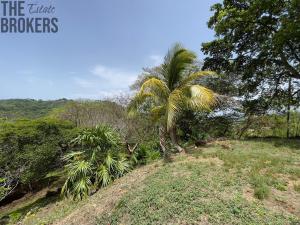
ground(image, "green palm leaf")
xmin=96 ymin=164 xmax=111 ymax=187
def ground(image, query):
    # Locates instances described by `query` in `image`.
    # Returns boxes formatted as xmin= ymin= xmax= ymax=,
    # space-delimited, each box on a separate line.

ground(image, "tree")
xmin=203 ymin=0 xmax=300 ymax=81
xmin=202 ymin=0 xmax=300 ymax=136
xmin=128 ymin=43 xmax=217 ymax=153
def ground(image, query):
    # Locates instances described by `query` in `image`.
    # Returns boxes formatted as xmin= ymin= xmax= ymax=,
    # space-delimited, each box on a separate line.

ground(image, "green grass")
xmin=0 ymin=193 xmax=61 ymax=225
xmin=97 ymin=139 xmax=300 ymax=225
xmin=199 ymin=139 xmax=300 ymax=195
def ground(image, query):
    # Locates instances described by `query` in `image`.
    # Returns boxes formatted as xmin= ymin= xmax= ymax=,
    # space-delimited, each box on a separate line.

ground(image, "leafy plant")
xmin=62 ymin=125 xmax=131 ymax=200
xmin=130 ymin=142 xmax=161 ymax=166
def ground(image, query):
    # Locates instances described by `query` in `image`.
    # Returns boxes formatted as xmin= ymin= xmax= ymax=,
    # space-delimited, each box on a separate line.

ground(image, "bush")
xmin=0 ymin=118 xmax=79 ymax=196
xmin=130 ymin=141 xmax=161 ymax=165
xmin=62 ymin=125 xmax=131 ymax=200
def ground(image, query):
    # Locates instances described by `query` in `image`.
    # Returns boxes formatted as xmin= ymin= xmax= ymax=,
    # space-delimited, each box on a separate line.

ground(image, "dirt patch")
xmin=242 ymin=176 xmax=300 ymax=217
xmin=242 ymin=186 xmax=256 ymax=202
xmin=262 ymin=187 xmax=300 ymax=217
xmin=49 ymin=162 xmax=161 ymax=225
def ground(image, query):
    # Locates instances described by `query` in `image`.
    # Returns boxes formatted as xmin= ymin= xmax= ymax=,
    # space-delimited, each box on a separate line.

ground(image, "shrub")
xmin=130 ymin=141 xmax=161 ymax=166
xmin=62 ymin=125 xmax=131 ymax=200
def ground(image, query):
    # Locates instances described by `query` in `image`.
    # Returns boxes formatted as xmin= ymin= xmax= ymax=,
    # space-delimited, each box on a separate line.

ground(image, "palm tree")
xmin=128 ymin=43 xmax=217 ymax=153
xmin=62 ymin=125 xmax=130 ymax=200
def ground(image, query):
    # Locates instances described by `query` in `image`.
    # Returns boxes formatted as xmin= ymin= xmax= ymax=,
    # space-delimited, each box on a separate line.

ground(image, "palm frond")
xmin=61 ymin=160 xmax=93 ymax=200
xmin=162 ymin=43 xmax=196 ymax=89
xmin=62 ymin=151 xmax=84 ymax=161
xmin=150 ymin=105 xmax=166 ymax=122
xmin=167 ymin=89 xmax=186 ymax=130
xmin=73 ymin=177 xmax=92 ymax=200
xmin=140 ymin=78 xmax=170 ymax=100
xmin=71 ymin=125 xmax=120 ymax=150
xmin=104 ymin=152 xmax=117 ymax=172
xmin=114 ymin=155 xmax=131 ymax=178
xmin=96 ymin=164 xmax=112 ymax=187
xmin=187 ymin=85 xmax=217 ymax=111
xmin=180 ymin=71 xmax=217 ymax=87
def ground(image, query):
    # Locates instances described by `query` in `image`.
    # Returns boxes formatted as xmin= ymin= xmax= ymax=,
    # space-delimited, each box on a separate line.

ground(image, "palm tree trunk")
xmin=159 ymin=126 xmax=167 ymax=154
xmin=169 ymin=126 xmax=185 ymax=153
xmin=287 ymin=77 xmax=292 ymax=139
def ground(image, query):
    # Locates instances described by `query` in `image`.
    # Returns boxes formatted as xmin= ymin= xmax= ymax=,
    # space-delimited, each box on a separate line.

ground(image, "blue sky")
xmin=0 ymin=0 xmax=219 ymax=100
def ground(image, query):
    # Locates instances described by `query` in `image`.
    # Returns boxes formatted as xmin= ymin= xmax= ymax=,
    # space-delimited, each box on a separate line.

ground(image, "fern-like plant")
xmin=62 ymin=125 xmax=130 ymax=200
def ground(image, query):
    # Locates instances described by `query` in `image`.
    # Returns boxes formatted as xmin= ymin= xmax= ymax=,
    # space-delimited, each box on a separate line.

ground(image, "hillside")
xmin=0 ymin=99 xmax=71 ymax=119
xmin=1 ymin=139 xmax=299 ymax=225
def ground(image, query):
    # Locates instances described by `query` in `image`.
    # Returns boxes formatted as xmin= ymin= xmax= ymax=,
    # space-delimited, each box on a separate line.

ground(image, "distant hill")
xmin=0 ymin=99 xmax=71 ymax=119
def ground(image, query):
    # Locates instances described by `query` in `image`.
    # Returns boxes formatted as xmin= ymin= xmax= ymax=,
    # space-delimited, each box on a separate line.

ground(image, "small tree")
xmin=128 ymin=43 xmax=218 ymax=154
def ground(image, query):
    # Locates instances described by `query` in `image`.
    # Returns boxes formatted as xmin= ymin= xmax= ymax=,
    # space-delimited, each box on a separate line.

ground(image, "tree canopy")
xmin=202 ymin=0 xmax=300 ymax=113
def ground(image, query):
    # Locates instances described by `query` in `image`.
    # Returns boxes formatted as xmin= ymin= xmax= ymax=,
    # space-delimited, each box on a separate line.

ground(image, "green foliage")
xmin=0 ymin=118 xmax=78 ymax=193
xmin=62 ymin=125 xmax=131 ymax=200
xmin=130 ymin=141 xmax=161 ymax=165
xmin=0 ymin=99 xmax=70 ymax=120
xmin=9 ymin=212 xmax=22 ymax=223
xmin=241 ymin=111 xmax=300 ymax=138
xmin=202 ymin=0 xmax=300 ymax=114
xmin=71 ymin=125 xmax=120 ymax=149
xmin=254 ymin=185 xmax=270 ymax=200
xmin=178 ymin=110 xmax=238 ymax=141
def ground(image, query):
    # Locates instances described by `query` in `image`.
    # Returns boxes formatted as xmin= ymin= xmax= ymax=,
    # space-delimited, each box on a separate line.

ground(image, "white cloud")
xmin=90 ymin=64 xmax=138 ymax=87
xmin=149 ymin=54 xmax=163 ymax=66
xmin=71 ymin=64 xmax=139 ymax=99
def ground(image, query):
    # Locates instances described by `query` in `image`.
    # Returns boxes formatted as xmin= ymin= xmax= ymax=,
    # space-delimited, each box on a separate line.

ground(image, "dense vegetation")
xmin=0 ymin=118 xmax=78 ymax=203
xmin=0 ymin=99 xmax=71 ymax=119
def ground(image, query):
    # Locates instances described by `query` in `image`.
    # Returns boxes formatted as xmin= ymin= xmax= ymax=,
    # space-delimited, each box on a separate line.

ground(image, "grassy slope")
xmin=97 ymin=139 xmax=300 ymax=225
xmin=1 ymin=139 xmax=300 ymax=225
